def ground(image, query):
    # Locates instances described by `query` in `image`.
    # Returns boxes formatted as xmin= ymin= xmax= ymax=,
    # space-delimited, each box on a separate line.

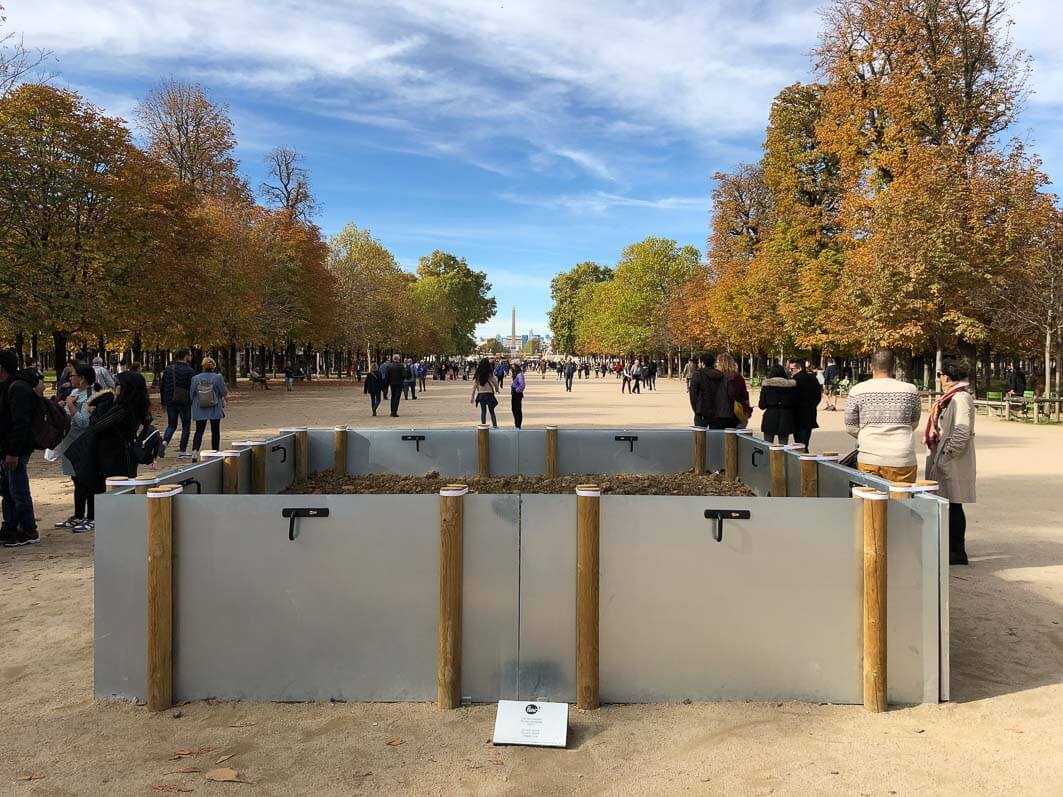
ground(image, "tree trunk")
xmin=227 ymin=339 xmax=238 ymax=386
xmin=132 ymin=333 xmax=143 ymax=364
xmin=98 ymin=334 xmax=106 ymax=359
xmin=895 ymin=348 xmax=912 ymax=382
xmin=52 ymin=330 xmax=68 ymax=380
xmin=14 ymin=330 xmax=24 ymax=368
xmin=30 ymin=331 xmax=39 ymax=364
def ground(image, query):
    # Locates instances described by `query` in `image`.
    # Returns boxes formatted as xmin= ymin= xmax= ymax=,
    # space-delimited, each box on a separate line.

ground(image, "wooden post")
xmin=295 ymin=428 xmax=309 ymax=481
xmin=146 ymin=484 xmax=182 ymax=711
xmin=438 ymin=484 xmax=467 ymax=709
xmin=106 ymin=476 xmax=126 ymax=493
xmin=724 ymin=429 xmax=738 ymax=480
xmin=576 ymin=484 xmax=601 ymax=710
xmin=477 ymin=425 xmax=490 ymax=478
xmin=133 ymin=476 xmax=156 ymax=495
xmin=799 ymin=455 xmax=819 ymax=497
xmin=1033 ymin=400 xmax=1040 ymax=424
xmin=855 ymin=488 xmax=888 ymax=712
xmin=1005 ymin=399 xmax=1012 ymax=421
xmin=250 ymin=442 xmax=267 ymax=495
xmin=221 ymin=451 xmax=241 ymax=494
xmin=334 ymin=426 xmax=348 ymax=474
xmin=692 ymin=426 xmax=706 ymax=474
xmin=545 ymin=426 xmax=558 ymax=479
xmin=769 ymin=445 xmax=787 ymax=497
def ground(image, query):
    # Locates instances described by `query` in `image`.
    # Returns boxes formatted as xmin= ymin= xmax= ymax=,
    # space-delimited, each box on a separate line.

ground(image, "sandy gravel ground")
xmin=2 ymin=374 xmax=1061 ymax=796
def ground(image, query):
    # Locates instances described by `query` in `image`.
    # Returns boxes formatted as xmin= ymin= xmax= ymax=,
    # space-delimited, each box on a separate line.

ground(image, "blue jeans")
xmin=164 ymin=404 xmax=191 ymax=452
xmin=1 ymin=455 xmax=36 ymax=532
xmin=403 ymin=379 xmax=416 ymax=399
xmin=369 ymin=392 xmax=382 ymax=413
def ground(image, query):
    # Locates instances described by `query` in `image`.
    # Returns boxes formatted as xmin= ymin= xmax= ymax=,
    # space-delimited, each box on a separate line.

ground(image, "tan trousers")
xmin=858 ymin=462 xmax=917 ymax=483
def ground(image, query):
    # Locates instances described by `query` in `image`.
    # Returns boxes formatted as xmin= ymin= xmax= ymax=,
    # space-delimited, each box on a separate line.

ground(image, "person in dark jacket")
xmin=363 ymin=363 xmax=384 ymax=416
xmin=689 ymin=352 xmax=735 ymax=428
xmin=759 ymin=364 xmax=797 ymax=444
xmin=717 ymin=353 xmax=751 ymax=428
xmin=787 ymin=357 xmax=823 ymax=448
xmin=386 ymin=354 xmax=404 ymax=417
xmin=94 ymin=371 xmax=151 ymax=484
xmin=0 ymin=349 xmax=39 ymax=546
xmin=159 ymin=348 xmax=194 ymax=459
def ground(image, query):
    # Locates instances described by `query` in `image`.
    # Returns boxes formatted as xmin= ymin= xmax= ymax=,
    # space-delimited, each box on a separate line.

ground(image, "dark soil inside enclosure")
xmin=285 ymin=470 xmax=755 ymax=496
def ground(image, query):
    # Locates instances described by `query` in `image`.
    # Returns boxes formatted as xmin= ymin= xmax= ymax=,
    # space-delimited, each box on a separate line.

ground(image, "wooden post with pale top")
xmin=854 ymin=487 xmax=888 ymax=712
xmin=477 ymin=425 xmax=490 ymax=478
xmin=333 ymin=426 xmax=348 ymax=474
xmin=438 ymin=484 xmax=466 ymax=709
xmin=545 ymin=426 xmax=558 ymax=479
xmin=692 ymin=426 xmax=706 ymax=475
xmin=146 ymin=484 xmax=182 ymax=711
xmin=576 ymin=484 xmax=601 ymax=710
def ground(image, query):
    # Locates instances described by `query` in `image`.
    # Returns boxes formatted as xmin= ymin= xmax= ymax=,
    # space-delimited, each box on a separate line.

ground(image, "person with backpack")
xmin=190 ymin=357 xmax=228 ymax=455
xmin=689 ymin=352 xmax=735 ymax=429
xmin=53 ymin=362 xmax=98 ymax=532
xmin=363 ymin=362 xmax=384 ymax=416
xmin=0 ymin=349 xmax=40 ymax=546
xmin=159 ymin=348 xmax=195 ymax=460
xmin=402 ymin=357 xmax=417 ymax=400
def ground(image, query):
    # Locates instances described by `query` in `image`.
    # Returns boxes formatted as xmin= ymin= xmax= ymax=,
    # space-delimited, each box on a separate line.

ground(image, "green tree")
xmin=547 ymin=261 xmax=612 ymax=354
xmin=413 ymin=251 xmax=496 ymax=353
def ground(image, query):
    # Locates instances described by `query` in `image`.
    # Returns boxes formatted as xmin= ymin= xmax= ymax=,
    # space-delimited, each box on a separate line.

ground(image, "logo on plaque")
xmin=525 ymin=704 xmax=539 ymax=715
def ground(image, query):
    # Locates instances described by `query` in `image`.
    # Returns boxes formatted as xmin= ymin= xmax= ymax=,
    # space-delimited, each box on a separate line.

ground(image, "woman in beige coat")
xmin=924 ymin=359 xmax=976 ymax=565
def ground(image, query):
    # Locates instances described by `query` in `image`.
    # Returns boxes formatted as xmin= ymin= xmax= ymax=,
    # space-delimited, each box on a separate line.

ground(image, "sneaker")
xmin=55 ymin=516 xmax=81 ymax=529
xmin=72 ymin=519 xmax=95 ymax=533
xmin=4 ymin=529 xmax=40 ymax=547
xmin=157 ymin=440 xmax=167 ymax=458
xmin=0 ymin=527 xmax=16 ymax=545
xmin=177 ymin=451 xmax=192 ymax=460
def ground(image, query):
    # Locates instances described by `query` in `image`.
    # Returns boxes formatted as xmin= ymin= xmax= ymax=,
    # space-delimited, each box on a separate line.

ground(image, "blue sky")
xmin=13 ymin=0 xmax=1063 ymax=339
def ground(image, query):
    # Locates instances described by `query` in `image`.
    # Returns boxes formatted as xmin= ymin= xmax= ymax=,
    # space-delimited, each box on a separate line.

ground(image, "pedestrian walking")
xmin=363 ymin=363 xmax=384 ymax=416
xmin=758 ymin=364 xmax=797 ymax=444
xmin=471 ymin=358 xmax=500 ymax=427
xmin=564 ymin=359 xmax=576 ymax=392
xmin=631 ymin=359 xmax=642 ymax=394
xmin=190 ymin=357 xmax=228 ymax=455
xmin=0 ymin=349 xmax=39 ymax=546
xmin=510 ymin=361 xmax=526 ymax=429
xmin=386 ymin=354 xmax=404 ymax=417
xmin=682 ymin=358 xmax=696 ymax=389
xmin=787 ymin=357 xmax=822 ymax=448
xmin=159 ymin=348 xmax=194 ymax=460
xmin=822 ymin=358 xmax=840 ymax=410
xmin=284 ymin=362 xmax=295 ymax=392
xmin=92 ymin=355 xmax=116 ymax=390
xmin=402 ymin=357 xmax=417 ymax=400
xmin=621 ymin=361 xmax=632 ymax=393
xmin=925 ymin=359 xmax=977 ymax=565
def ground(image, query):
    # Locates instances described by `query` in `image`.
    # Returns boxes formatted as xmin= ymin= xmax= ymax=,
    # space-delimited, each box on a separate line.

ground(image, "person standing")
xmin=682 ymin=357 xmax=696 ymax=389
xmin=822 ymin=358 xmax=840 ymax=410
xmin=646 ymin=360 xmax=658 ymax=390
xmin=190 ymin=357 xmax=228 ymax=455
xmin=631 ymin=359 xmax=642 ymax=394
xmin=621 ymin=361 xmax=632 ymax=394
xmin=510 ymin=361 xmax=526 ymax=429
xmin=717 ymin=353 xmax=751 ymax=429
xmin=758 ymin=365 xmax=797 ymax=444
xmin=160 ymin=348 xmax=195 ymax=460
xmin=402 ymin=357 xmax=417 ymax=400
xmin=689 ymin=352 xmax=735 ymax=429
xmin=53 ymin=362 xmax=98 ymax=531
xmin=0 ymin=349 xmax=39 ymax=546
xmin=284 ymin=362 xmax=295 ymax=392
xmin=564 ymin=359 xmax=576 ymax=392
xmin=495 ymin=359 xmax=507 ymax=390
xmin=787 ymin=357 xmax=822 ymax=449
xmin=363 ymin=363 xmax=384 ymax=416
xmin=925 ymin=360 xmax=977 ymax=565
xmin=417 ymin=361 xmax=427 ymax=393
xmin=844 ymin=349 xmax=922 ymax=482
xmin=471 ymin=358 xmax=500 ymax=427
xmin=386 ymin=353 xmax=404 ymax=417
xmin=92 ymin=355 xmax=116 ymax=391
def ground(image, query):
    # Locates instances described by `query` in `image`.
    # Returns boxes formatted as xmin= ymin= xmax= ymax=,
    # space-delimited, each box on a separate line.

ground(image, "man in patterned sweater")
xmin=844 ymin=349 xmax=922 ymax=482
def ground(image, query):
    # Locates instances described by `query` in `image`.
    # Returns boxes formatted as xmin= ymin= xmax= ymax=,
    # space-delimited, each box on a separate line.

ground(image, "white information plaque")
xmin=492 ymin=700 xmax=568 ymax=748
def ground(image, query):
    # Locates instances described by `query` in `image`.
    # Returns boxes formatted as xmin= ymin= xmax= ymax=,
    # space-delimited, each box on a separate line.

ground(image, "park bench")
xmin=248 ymin=370 xmax=270 ymax=390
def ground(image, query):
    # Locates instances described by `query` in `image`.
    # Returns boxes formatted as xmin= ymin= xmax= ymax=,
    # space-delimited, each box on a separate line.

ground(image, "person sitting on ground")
xmin=758 ymin=364 xmax=797 ymax=444
xmin=844 ymin=348 xmax=922 ymax=483
xmin=690 ymin=352 xmax=736 ymax=429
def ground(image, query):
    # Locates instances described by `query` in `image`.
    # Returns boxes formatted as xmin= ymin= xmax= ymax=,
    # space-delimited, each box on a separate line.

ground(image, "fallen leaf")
xmin=215 ymin=754 xmax=235 ymax=765
xmin=172 ymin=748 xmax=214 ymax=760
xmin=385 ymin=739 xmax=405 ymax=747
xmin=164 ymin=767 xmax=202 ymax=775
xmin=205 ymin=768 xmax=251 ymax=784
xmin=15 ymin=773 xmax=46 ymax=781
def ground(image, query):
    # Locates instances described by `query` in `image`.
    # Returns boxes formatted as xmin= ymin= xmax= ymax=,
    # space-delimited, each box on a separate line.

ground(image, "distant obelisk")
xmin=511 ymin=306 xmax=517 ymax=355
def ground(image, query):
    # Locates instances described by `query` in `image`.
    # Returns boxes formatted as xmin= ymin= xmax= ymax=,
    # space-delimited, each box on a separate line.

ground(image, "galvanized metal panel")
xmin=737 ymin=435 xmax=771 ymax=496
xmin=462 ymin=495 xmax=520 ymax=700
xmin=705 ymin=432 xmax=725 ymax=473
xmin=556 ymin=429 xmax=694 ymax=475
xmin=886 ymin=497 xmax=942 ymax=704
xmin=932 ymin=496 xmax=950 ymax=701
xmin=598 ymin=496 xmax=864 ymax=703
xmin=344 ymin=430 xmax=481 ymax=476
xmin=518 ymin=495 xmax=577 ymax=702
xmin=266 ymin=433 xmax=296 ymax=494
xmin=817 ymin=459 xmax=893 ymax=498
xmin=94 ymin=494 xmax=149 ymax=699
xmin=515 ymin=430 xmax=547 ymax=476
xmin=157 ymin=458 xmax=223 ymax=495
xmin=785 ymin=450 xmax=803 ymax=497
xmin=171 ymin=495 xmax=439 ymax=701
xmin=308 ymin=428 xmax=334 ymax=474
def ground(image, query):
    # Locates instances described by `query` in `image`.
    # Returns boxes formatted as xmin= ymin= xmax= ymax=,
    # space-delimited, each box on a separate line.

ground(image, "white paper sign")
xmin=492 ymin=700 xmax=568 ymax=748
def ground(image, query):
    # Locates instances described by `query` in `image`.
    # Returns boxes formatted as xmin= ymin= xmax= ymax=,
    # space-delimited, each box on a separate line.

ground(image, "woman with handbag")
xmin=470 ymin=358 xmax=500 ymax=428
xmin=717 ymin=353 xmax=751 ymax=429
xmin=190 ymin=357 xmax=228 ymax=455
xmin=924 ymin=359 xmax=977 ymax=565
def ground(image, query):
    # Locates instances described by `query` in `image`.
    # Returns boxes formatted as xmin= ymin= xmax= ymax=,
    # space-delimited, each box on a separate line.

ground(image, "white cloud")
xmin=499 ymin=190 xmax=706 ymax=215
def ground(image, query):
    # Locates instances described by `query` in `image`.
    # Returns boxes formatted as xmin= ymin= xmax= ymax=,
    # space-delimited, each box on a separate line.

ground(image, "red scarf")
xmin=923 ymin=383 xmax=968 ymax=447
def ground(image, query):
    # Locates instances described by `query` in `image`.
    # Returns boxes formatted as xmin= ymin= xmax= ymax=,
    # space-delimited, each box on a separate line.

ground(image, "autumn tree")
xmin=136 ymin=79 xmax=240 ymax=197
xmin=261 ymin=146 xmax=317 ymax=222
xmin=547 ymin=261 xmax=613 ymax=354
